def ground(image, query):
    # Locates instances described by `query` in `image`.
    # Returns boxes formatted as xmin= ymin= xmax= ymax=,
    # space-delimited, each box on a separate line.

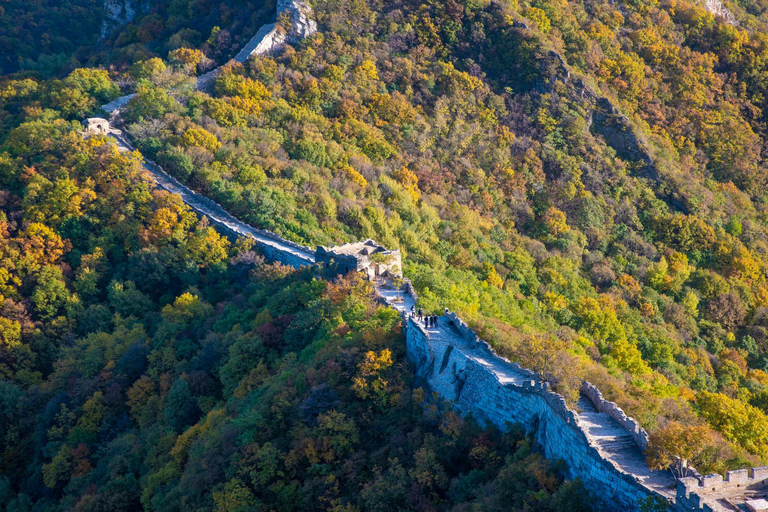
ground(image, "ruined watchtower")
xmin=83 ymin=118 xmax=111 ymax=135
xmin=316 ymin=239 xmax=402 ymax=279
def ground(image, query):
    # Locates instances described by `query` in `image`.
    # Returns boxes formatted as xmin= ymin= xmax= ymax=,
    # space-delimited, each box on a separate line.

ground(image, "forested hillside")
xmin=100 ymin=0 xmax=768 ymax=475
xmin=0 ymin=96 xmax=588 ymax=510
xmin=0 ymin=0 xmax=274 ymax=76
xmin=5 ymin=0 xmax=768 ymax=508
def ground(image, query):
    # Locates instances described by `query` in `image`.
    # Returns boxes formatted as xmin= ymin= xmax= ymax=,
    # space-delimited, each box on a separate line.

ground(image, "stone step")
xmin=578 ymin=394 xmax=598 ymax=413
xmin=596 ymin=437 xmax=637 ymax=452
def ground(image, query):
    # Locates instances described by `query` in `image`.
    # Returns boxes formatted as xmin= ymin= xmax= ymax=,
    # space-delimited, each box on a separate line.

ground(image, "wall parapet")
xmin=442 ymin=308 xmax=648 ymax=448
xmin=676 ymin=468 xmax=768 ymax=511
xmin=407 ymin=308 xmax=672 ymax=510
xmin=402 ymin=278 xmax=418 ymax=304
xmin=581 ymin=381 xmax=649 ymax=451
xmin=442 ymin=309 xmax=548 ymax=382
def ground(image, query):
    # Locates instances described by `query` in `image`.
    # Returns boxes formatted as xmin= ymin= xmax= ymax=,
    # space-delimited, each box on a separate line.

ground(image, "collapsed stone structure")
xmin=316 ymin=240 xmax=402 ymax=279
xmin=83 ymin=118 xmax=111 ymax=135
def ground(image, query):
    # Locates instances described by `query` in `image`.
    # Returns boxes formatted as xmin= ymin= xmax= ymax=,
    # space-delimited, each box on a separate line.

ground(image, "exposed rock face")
xmin=230 ymin=0 xmax=316 ymax=65
xmin=100 ymin=0 xmax=142 ymax=39
xmin=105 ymin=0 xmax=317 ymax=106
xmin=704 ymin=0 xmax=738 ymax=24
xmin=277 ymin=0 xmax=317 ymax=39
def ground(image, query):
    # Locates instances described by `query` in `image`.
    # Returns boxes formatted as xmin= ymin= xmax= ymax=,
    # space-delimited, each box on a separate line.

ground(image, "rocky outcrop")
xmin=277 ymin=0 xmax=317 ymax=40
xmin=105 ymin=0 xmax=316 ymax=108
xmin=100 ymin=0 xmax=143 ymax=39
xmin=704 ymin=0 xmax=738 ymax=25
xmin=588 ymin=95 xmax=659 ymax=183
xmin=232 ymin=0 xmax=316 ymax=65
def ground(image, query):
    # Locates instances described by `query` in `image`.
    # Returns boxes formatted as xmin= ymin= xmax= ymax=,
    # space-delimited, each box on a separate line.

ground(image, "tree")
xmin=31 ymin=266 xmax=73 ymax=321
xmin=697 ymin=391 xmax=768 ymax=456
xmin=213 ymin=479 xmax=259 ymax=512
xmin=646 ymin=421 xmax=716 ymax=476
xmin=123 ymin=82 xmax=179 ymax=123
xmin=181 ymin=127 xmax=221 ymax=153
xmin=63 ymin=68 xmax=120 ymax=103
xmin=163 ymin=378 xmax=200 ymax=433
xmin=352 ymin=349 xmax=393 ymax=405
xmin=705 ymin=292 xmax=746 ymax=330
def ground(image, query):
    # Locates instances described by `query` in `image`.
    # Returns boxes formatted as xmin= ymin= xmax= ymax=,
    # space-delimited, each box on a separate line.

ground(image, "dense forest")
xmin=0 ymin=0 xmax=274 ymax=76
xmin=102 ymin=0 xmax=768 ymax=474
xmin=0 ymin=104 xmax=588 ymax=509
xmin=7 ymin=0 xmax=768 ymax=507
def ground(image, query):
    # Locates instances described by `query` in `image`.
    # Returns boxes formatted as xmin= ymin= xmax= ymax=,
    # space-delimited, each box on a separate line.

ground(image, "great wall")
xmin=82 ymin=1 xmax=768 ymax=510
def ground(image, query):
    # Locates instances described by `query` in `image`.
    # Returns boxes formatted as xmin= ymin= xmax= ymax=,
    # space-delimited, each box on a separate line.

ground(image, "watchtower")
xmin=83 ymin=118 xmax=111 ymax=135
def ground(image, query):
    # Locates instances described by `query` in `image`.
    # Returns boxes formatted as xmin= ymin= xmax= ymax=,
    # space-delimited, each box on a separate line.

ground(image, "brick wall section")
xmin=581 ymin=382 xmax=649 ymax=451
xmin=676 ymin=468 xmax=768 ymax=511
xmin=406 ymin=313 xmax=664 ymax=510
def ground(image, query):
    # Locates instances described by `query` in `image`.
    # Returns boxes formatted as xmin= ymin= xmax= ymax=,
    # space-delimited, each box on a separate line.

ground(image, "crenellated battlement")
xmin=404 ymin=308 xmax=674 ymax=510
xmin=676 ymin=468 xmax=768 ymax=511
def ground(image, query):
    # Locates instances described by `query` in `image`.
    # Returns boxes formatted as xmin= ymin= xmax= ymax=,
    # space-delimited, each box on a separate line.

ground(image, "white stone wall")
xmin=405 ymin=318 xmax=662 ymax=510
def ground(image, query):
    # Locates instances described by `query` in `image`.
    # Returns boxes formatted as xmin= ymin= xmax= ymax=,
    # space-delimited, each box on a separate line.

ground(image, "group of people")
xmin=411 ymin=306 xmax=438 ymax=329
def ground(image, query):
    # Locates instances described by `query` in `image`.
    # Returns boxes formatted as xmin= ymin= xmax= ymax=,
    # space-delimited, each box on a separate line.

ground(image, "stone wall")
xmin=676 ymin=468 xmax=768 ymax=511
xmin=407 ymin=311 xmax=666 ymax=511
xmin=403 ymin=278 xmax=419 ymax=304
xmin=581 ymin=381 xmax=649 ymax=451
xmin=106 ymin=131 xmax=316 ymax=268
xmin=142 ymin=158 xmax=316 ymax=268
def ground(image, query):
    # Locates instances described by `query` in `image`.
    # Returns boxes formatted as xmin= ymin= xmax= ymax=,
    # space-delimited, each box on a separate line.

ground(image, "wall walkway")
xmin=109 ymin=132 xmax=315 ymax=268
xmin=384 ymin=279 xmax=676 ymax=510
xmin=102 ymin=0 xmax=315 ymax=114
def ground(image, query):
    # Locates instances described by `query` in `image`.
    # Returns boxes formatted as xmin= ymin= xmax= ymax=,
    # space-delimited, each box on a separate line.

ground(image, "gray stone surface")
xmin=704 ymin=0 xmax=738 ymax=24
xmin=101 ymin=94 xmax=135 ymax=114
xmin=233 ymin=23 xmax=284 ymax=64
xmin=103 ymin=0 xmax=314 ymax=115
xmin=402 ymin=310 xmax=676 ymax=510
